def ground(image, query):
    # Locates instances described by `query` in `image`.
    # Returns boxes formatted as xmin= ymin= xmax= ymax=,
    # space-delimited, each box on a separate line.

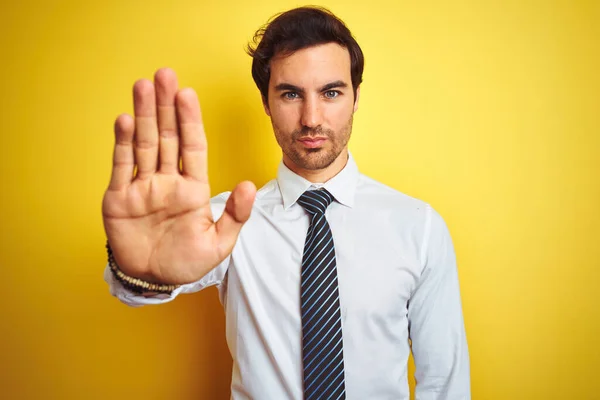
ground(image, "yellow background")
xmin=1 ymin=0 xmax=598 ymax=399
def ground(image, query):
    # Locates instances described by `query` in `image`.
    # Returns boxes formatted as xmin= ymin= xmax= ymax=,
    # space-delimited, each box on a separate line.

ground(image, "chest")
xmin=231 ymin=206 xmax=423 ymax=320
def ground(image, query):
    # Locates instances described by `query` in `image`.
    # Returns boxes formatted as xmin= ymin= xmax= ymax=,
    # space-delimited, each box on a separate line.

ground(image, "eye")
xmin=324 ymin=90 xmax=340 ymax=99
xmin=283 ymin=92 xmax=299 ymax=100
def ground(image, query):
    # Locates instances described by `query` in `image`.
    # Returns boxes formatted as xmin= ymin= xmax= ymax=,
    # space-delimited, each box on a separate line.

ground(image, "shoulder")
xmin=208 ymin=191 xmax=230 ymax=220
xmin=208 ymin=179 xmax=279 ymax=219
xmin=355 ymin=173 xmax=450 ymax=235
xmin=356 ymin=173 xmax=453 ymax=256
xmin=356 ymin=173 xmax=430 ymax=217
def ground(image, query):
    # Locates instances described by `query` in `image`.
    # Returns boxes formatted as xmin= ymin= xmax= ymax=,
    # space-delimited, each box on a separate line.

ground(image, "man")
xmin=103 ymin=6 xmax=470 ymax=400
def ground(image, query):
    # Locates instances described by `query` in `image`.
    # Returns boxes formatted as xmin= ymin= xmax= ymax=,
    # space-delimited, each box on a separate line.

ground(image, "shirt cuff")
xmin=103 ymin=264 xmax=182 ymax=307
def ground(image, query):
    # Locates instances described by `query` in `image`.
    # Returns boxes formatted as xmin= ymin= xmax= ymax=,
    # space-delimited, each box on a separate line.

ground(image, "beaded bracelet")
xmin=106 ymin=241 xmax=180 ymax=294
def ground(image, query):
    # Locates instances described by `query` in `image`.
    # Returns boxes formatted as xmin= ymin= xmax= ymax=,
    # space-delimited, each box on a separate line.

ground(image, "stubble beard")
xmin=274 ymin=115 xmax=354 ymax=171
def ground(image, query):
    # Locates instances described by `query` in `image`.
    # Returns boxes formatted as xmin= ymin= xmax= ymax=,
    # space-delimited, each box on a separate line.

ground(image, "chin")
xmin=290 ymin=147 xmax=340 ymax=171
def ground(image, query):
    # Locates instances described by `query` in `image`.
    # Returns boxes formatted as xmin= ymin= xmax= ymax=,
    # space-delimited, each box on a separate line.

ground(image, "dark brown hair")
xmin=246 ymin=6 xmax=364 ymax=101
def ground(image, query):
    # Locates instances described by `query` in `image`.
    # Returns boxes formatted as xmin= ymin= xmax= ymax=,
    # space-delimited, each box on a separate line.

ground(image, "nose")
xmin=300 ymin=96 xmax=323 ymax=129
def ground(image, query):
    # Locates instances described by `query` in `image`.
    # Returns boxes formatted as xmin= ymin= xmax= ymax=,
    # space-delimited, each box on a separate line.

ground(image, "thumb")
xmin=215 ymin=180 xmax=257 ymax=251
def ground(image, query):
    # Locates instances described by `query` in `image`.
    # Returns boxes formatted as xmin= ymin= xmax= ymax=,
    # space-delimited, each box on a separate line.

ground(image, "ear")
xmin=353 ymin=86 xmax=361 ymax=113
xmin=262 ymin=95 xmax=271 ymax=117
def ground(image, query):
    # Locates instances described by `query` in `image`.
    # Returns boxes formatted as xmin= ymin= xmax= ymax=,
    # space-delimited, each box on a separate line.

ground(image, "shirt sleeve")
xmin=103 ymin=260 xmax=229 ymax=307
xmin=103 ymin=192 xmax=231 ymax=308
xmin=407 ymin=205 xmax=471 ymax=400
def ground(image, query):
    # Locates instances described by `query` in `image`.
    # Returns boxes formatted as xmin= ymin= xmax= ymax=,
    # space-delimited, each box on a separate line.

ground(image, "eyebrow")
xmin=274 ymin=80 xmax=349 ymax=93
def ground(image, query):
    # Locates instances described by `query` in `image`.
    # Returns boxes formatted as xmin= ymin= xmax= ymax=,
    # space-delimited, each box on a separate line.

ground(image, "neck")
xmin=283 ymin=150 xmax=349 ymax=183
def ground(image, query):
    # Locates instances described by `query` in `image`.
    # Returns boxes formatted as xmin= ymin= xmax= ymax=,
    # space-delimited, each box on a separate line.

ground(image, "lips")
xmin=298 ymin=137 xmax=327 ymax=148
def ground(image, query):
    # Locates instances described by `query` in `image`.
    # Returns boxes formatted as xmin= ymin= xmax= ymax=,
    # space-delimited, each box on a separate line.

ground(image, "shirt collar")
xmin=276 ymin=151 xmax=359 ymax=210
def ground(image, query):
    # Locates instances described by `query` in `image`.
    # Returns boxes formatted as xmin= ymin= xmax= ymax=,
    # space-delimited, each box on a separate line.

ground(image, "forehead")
xmin=269 ymin=42 xmax=351 ymax=87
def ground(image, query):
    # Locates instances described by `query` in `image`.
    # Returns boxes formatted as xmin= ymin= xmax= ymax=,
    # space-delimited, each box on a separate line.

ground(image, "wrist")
xmin=106 ymin=241 xmax=180 ymax=294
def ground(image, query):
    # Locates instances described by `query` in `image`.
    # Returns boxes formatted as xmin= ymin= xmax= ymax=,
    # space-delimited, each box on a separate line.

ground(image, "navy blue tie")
xmin=297 ymin=189 xmax=346 ymax=400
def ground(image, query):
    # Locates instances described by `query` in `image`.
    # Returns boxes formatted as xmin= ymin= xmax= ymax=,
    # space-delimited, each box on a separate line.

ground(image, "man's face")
xmin=264 ymin=42 xmax=359 ymax=172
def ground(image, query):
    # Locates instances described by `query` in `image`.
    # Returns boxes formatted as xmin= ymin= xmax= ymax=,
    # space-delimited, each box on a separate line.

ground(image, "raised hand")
xmin=102 ymin=68 xmax=256 ymax=285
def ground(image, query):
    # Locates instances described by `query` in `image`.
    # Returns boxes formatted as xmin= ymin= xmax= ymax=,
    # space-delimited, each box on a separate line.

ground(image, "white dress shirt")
xmin=104 ymin=152 xmax=470 ymax=400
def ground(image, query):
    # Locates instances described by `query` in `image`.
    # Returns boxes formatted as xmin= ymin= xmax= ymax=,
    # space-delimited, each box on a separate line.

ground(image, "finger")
xmin=154 ymin=68 xmax=180 ymax=174
xmin=133 ymin=79 xmax=159 ymax=179
xmin=215 ymin=181 xmax=257 ymax=254
xmin=108 ymin=113 xmax=135 ymax=190
xmin=175 ymin=88 xmax=208 ymax=182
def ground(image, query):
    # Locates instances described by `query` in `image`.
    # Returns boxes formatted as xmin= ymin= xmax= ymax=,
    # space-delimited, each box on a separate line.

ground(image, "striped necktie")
xmin=297 ymin=189 xmax=346 ymax=400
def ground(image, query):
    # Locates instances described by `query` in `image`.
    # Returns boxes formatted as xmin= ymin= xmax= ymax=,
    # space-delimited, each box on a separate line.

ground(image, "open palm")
xmin=102 ymin=68 xmax=256 ymax=285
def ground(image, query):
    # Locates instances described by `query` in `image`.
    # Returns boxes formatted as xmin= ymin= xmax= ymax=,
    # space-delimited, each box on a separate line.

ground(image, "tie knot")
xmin=297 ymin=188 xmax=334 ymax=215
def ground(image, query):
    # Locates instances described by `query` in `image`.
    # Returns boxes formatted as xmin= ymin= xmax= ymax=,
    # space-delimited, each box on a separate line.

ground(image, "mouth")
xmin=298 ymin=137 xmax=327 ymax=149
